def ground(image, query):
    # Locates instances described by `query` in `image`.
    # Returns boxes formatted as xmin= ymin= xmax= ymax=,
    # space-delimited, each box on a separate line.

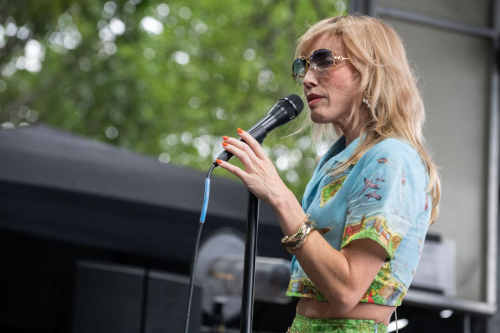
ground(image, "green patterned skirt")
xmin=287 ymin=314 xmax=387 ymax=333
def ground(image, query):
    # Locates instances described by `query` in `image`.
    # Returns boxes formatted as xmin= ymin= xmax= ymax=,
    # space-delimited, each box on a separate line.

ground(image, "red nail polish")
xmin=222 ymin=135 xmax=229 ymax=140
xmin=237 ymin=128 xmax=243 ymax=134
xmin=216 ymin=159 xmax=222 ymax=164
xmin=222 ymin=142 xmax=228 ymax=147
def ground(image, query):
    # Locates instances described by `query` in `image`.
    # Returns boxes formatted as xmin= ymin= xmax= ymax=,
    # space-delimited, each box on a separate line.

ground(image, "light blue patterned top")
xmin=286 ymin=135 xmax=431 ymax=306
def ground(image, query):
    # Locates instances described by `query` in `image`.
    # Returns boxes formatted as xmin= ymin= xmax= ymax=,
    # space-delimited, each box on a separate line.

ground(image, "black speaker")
xmin=144 ymin=270 xmax=202 ymax=333
xmin=71 ymin=261 xmax=145 ymax=333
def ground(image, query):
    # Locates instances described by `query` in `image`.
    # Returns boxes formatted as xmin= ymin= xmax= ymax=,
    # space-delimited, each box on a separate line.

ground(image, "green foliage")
xmin=0 ymin=0 xmax=348 ymax=198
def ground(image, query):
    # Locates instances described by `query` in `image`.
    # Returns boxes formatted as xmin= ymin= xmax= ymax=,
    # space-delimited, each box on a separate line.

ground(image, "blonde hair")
xmin=295 ymin=15 xmax=441 ymax=224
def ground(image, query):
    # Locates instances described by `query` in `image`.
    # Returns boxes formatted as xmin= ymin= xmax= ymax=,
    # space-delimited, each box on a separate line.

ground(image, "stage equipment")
xmin=145 ymin=270 xmax=202 ymax=333
xmin=194 ymin=229 xmax=291 ymax=322
xmin=72 ymin=261 xmax=145 ymax=333
xmin=72 ymin=261 xmax=202 ymax=333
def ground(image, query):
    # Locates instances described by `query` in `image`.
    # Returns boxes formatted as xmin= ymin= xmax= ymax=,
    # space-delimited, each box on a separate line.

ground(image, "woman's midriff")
xmin=296 ymin=298 xmax=395 ymax=326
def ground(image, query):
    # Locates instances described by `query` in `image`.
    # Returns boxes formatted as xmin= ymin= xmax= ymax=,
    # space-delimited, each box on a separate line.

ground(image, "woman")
xmin=216 ymin=15 xmax=440 ymax=333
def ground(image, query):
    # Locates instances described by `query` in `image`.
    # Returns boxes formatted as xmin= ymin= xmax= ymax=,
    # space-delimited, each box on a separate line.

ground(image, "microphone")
xmin=215 ymin=94 xmax=304 ymax=163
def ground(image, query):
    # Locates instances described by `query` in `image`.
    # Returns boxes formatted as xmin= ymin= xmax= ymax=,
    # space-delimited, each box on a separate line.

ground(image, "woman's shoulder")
xmin=363 ymin=137 xmax=420 ymax=161
xmin=357 ymin=137 xmax=426 ymax=178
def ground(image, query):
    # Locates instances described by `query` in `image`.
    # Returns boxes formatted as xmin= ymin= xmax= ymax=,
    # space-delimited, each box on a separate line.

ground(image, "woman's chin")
xmin=310 ymin=113 xmax=330 ymax=124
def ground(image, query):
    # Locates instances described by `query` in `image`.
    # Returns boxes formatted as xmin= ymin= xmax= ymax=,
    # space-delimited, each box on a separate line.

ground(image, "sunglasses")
xmin=291 ymin=49 xmax=349 ymax=85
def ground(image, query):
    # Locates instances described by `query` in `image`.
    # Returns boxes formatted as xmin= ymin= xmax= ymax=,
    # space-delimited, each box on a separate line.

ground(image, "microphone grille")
xmin=281 ymin=94 xmax=304 ymax=119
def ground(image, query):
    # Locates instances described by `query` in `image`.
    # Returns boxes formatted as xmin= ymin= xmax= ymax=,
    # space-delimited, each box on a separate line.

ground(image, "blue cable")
xmin=199 ymin=178 xmax=210 ymax=223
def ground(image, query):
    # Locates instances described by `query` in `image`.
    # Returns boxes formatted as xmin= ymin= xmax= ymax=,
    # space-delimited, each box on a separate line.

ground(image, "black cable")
xmin=183 ymin=221 xmax=204 ymax=333
xmin=184 ymin=163 xmax=216 ymax=333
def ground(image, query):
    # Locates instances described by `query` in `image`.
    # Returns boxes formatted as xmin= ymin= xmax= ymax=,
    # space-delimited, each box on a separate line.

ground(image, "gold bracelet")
xmin=281 ymin=215 xmax=317 ymax=253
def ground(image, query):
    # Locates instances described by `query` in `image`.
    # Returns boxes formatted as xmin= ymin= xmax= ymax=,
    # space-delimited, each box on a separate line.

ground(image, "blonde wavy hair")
xmin=294 ymin=15 xmax=441 ymax=224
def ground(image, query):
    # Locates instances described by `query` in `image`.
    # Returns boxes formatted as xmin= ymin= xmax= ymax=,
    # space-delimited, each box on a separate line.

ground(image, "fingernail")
xmin=216 ymin=159 xmax=222 ymax=164
xmin=222 ymin=135 xmax=229 ymax=140
xmin=237 ymin=128 xmax=243 ymax=133
xmin=222 ymin=142 xmax=228 ymax=147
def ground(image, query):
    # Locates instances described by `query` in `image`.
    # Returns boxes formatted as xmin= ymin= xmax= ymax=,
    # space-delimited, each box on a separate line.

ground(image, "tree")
xmin=0 ymin=0 xmax=348 ymax=197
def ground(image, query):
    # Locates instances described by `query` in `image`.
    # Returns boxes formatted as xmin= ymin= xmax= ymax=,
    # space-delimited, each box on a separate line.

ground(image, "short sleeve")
xmin=340 ymin=140 xmax=427 ymax=261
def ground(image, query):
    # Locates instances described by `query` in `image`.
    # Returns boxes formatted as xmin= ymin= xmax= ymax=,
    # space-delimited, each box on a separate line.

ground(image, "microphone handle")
xmin=216 ymin=127 xmax=267 ymax=162
xmin=216 ymin=149 xmax=234 ymax=163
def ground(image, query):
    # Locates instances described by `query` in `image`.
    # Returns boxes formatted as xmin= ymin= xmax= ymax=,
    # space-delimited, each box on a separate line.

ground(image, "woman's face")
xmin=302 ymin=34 xmax=357 ymax=129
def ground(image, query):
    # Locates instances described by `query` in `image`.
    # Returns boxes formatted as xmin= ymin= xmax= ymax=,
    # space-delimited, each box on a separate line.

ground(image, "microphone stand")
xmin=240 ymin=190 xmax=259 ymax=333
xmin=207 ymin=95 xmax=303 ymax=333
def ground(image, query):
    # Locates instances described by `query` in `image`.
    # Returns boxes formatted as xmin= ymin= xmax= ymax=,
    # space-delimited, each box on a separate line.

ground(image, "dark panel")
xmin=72 ymin=261 xmax=145 ymax=333
xmin=0 ymin=180 xmax=289 ymax=264
xmin=0 ymin=124 xmax=279 ymax=228
xmin=144 ymin=271 xmax=201 ymax=333
xmin=0 ymin=230 xmax=118 ymax=332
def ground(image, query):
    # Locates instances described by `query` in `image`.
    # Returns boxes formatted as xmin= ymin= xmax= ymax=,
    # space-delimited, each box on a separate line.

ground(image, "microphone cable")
xmin=184 ymin=163 xmax=216 ymax=333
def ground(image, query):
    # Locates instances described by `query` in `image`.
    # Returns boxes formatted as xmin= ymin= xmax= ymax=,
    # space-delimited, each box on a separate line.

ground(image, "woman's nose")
xmin=303 ymin=68 xmax=319 ymax=88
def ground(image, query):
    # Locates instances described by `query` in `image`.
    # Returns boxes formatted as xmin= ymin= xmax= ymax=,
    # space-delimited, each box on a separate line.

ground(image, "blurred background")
xmin=0 ymin=0 xmax=332 ymax=195
xmin=0 ymin=0 xmax=499 ymax=332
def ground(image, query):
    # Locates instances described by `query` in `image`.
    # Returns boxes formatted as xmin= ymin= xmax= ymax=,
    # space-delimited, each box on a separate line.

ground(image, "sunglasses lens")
xmin=291 ymin=57 xmax=306 ymax=85
xmin=310 ymin=49 xmax=334 ymax=76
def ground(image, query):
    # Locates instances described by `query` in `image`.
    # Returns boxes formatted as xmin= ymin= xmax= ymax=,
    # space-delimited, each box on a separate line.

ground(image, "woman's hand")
xmin=216 ymin=128 xmax=290 ymax=208
xmin=216 ymin=128 xmax=306 ymax=236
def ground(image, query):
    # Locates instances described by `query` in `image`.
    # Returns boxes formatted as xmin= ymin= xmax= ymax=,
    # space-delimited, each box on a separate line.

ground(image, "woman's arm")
xmin=294 ymin=232 xmax=386 ymax=313
xmin=217 ymin=130 xmax=386 ymax=313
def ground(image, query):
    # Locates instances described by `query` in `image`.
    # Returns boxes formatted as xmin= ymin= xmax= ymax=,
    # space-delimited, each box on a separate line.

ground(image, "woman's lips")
xmin=307 ymin=94 xmax=324 ymax=106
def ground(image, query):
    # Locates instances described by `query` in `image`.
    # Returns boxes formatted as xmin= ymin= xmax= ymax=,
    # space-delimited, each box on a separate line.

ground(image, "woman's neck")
xmin=337 ymin=109 xmax=367 ymax=146
xmin=343 ymin=131 xmax=359 ymax=146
